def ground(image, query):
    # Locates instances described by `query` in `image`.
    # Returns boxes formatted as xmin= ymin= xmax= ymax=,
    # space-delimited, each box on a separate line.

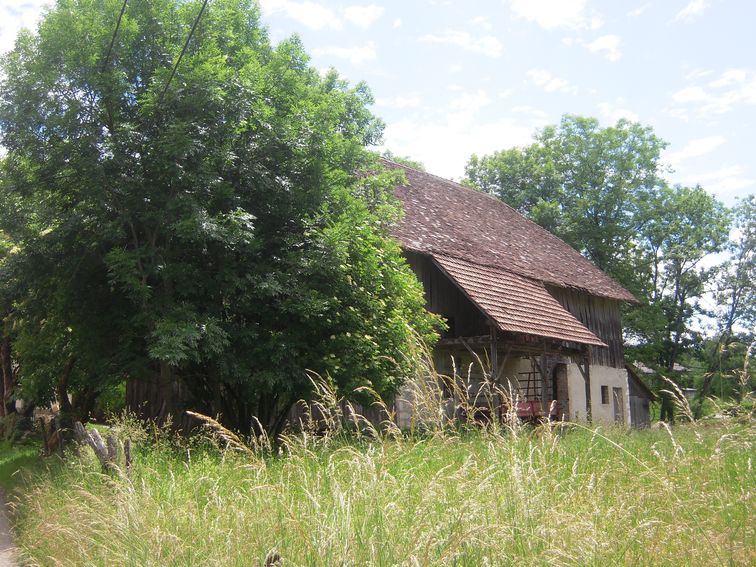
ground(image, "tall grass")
xmin=7 ymin=353 xmax=755 ymax=566
xmin=9 ymin=426 xmax=754 ymax=564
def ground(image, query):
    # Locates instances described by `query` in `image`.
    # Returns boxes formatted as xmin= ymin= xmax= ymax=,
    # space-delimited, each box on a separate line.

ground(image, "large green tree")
xmin=0 ymin=230 xmax=17 ymax=416
xmin=465 ymin=115 xmax=667 ymax=287
xmin=714 ymin=195 xmax=756 ymax=336
xmin=624 ymin=184 xmax=730 ymax=371
xmin=692 ymin=194 xmax=756 ymax=415
xmin=0 ymin=0 xmax=438 ymax=434
xmin=464 ymin=115 xmax=732 ymax=377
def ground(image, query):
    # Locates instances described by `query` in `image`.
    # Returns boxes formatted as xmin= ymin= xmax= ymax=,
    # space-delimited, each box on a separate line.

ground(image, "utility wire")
xmin=102 ymin=0 xmax=129 ymax=72
xmin=157 ymin=0 xmax=210 ymax=106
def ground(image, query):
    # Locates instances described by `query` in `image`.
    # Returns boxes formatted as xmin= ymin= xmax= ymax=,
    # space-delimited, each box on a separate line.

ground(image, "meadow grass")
xmin=7 ymin=416 xmax=754 ymax=566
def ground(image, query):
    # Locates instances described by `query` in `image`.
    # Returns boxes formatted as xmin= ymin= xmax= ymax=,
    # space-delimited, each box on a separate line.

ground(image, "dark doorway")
xmin=551 ymin=363 xmax=569 ymax=420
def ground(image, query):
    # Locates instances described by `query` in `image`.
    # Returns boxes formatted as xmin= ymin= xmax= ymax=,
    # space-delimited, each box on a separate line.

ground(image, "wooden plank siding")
xmin=404 ymin=251 xmax=490 ymax=338
xmin=546 ymin=286 xmax=625 ymax=368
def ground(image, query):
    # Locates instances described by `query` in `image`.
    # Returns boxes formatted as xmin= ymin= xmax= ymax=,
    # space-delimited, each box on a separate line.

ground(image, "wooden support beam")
xmin=490 ymin=326 xmax=498 ymax=382
xmin=494 ymin=346 xmax=512 ymax=382
xmin=576 ymin=357 xmax=592 ymax=423
xmin=458 ymin=337 xmax=480 ymax=360
xmin=437 ymin=335 xmax=491 ymax=347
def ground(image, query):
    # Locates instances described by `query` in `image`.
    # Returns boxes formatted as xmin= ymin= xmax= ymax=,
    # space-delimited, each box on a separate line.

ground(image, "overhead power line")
xmin=102 ymin=0 xmax=129 ymax=72
xmin=157 ymin=0 xmax=211 ymax=106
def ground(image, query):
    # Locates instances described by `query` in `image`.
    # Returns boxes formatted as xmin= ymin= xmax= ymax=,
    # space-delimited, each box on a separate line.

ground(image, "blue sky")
xmin=2 ymin=0 xmax=754 ymax=205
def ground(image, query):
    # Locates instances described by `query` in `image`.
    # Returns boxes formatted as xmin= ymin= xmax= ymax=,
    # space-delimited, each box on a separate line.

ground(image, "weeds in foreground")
xmin=8 ymin=368 xmax=755 ymax=567
xmin=10 ymin=418 xmax=754 ymax=566
xmin=7 ymin=343 xmax=756 ymax=566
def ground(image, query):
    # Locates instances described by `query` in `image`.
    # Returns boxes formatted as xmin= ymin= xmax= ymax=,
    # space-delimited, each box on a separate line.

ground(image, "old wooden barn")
xmin=386 ymin=160 xmax=652 ymax=428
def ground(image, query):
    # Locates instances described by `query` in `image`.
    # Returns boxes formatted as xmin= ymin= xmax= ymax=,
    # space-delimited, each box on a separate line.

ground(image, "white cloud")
xmin=376 ymin=94 xmax=421 ymax=109
xmin=261 ymin=1 xmax=386 ymax=30
xmin=392 ymin=18 xmax=402 ymax=28
xmin=343 ymin=4 xmax=384 ymax=28
xmin=469 ymin=15 xmax=493 ymax=30
xmin=627 ymin=4 xmax=650 ymax=17
xmin=419 ymin=30 xmax=503 ymax=57
xmin=673 ymin=0 xmax=709 ymax=22
xmin=671 ymin=69 xmax=756 ymax=115
xmin=676 ymin=165 xmax=755 ymax=198
xmin=672 ymin=85 xmax=709 ymax=103
xmin=448 ymin=89 xmax=491 ymax=113
xmin=382 ymin=92 xmax=544 ymax=179
xmin=508 ymin=0 xmax=603 ymax=31
xmin=684 ymin=67 xmax=712 ymax=81
xmin=0 ymin=0 xmax=50 ymax=53
xmin=526 ymin=68 xmax=578 ymax=94
xmin=584 ymin=35 xmax=622 ymax=61
xmin=598 ymin=100 xmax=639 ymax=123
xmin=665 ymin=135 xmax=726 ymax=169
xmin=709 ymin=68 xmax=748 ymax=88
xmin=314 ymin=42 xmax=377 ymax=65
xmin=259 ymin=0 xmax=342 ymax=30
xmin=511 ymin=105 xmax=548 ymax=119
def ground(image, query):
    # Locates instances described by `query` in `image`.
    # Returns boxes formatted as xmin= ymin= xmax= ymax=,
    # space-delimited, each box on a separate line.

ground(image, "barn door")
xmin=612 ymin=387 xmax=625 ymax=424
xmin=551 ymin=364 xmax=569 ymax=420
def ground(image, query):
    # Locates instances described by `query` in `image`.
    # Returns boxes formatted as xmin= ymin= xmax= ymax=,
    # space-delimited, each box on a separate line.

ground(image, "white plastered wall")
xmin=566 ymin=363 xmax=631 ymax=425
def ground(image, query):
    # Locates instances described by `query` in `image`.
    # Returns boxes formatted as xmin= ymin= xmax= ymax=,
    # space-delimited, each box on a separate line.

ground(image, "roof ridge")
xmin=379 ymin=157 xmax=469 ymax=187
xmin=381 ymin=156 xmax=516 ymax=208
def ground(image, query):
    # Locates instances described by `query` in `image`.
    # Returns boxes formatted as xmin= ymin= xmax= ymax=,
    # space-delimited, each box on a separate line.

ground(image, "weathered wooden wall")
xmin=627 ymin=370 xmax=653 ymax=427
xmin=547 ymin=286 xmax=625 ymax=368
xmin=629 ymin=396 xmax=650 ymax=428
xmin=405 ymin=252 xmax=489 ymax=338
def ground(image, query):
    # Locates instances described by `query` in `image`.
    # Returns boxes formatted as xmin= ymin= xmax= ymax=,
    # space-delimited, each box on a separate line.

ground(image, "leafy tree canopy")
xmin=464 ymin=115 xmax=734 ymax=375
xmin=0 ymin=0 xmax=439 ymax=434
xmin=624 ymin=184 xmax=730 ymax=369
xmin=465 ymin=115 xmax=667 ymax=286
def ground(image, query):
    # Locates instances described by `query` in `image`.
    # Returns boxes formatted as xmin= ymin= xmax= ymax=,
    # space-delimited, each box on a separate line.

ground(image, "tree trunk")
xmin=73 ymin=387 xmax=98 ymax=421
xmin=57 ymin=356 xmax=76 ymax=414
xmin=694 ymin=332 xmax=732 ymax=419
xmin=0 ymin=333 xmax=11 ymax=417
xmin=0 ymin=319 xmax=16 ymax=417
xmin=157 ymin=361 xmax=173 ymax=424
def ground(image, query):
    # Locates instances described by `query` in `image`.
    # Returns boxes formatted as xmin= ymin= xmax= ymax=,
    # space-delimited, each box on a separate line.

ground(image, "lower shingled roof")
xmin=433 ymin=254 xmax=607 ymax=347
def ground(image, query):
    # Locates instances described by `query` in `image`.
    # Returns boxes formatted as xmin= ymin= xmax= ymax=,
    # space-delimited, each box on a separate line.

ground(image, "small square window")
xmin=601 ymin=385 xmax=609 ymax=404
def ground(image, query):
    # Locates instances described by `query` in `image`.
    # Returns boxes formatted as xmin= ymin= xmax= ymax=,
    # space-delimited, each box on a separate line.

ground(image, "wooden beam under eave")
xmin=490 ymin=324 xmax=498 ymax=383
xmin=576 ymin=354 xmax=592 ymax=423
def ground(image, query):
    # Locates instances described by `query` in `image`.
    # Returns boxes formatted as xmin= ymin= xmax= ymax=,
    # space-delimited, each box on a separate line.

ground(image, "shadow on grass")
xmin=0 ymin=442 xmax=41 ymax=491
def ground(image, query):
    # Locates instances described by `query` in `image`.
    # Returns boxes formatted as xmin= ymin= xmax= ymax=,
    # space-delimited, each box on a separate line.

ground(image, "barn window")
xmin=601 ymin=385 xmax=609 ymax=404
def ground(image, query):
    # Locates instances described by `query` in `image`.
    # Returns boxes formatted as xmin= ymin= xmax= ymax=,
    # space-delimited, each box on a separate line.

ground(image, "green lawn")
xmin=5 ymin=416 xmax=754 ymax=566
xmin=0 ymin=441 xmax=40 ymax=491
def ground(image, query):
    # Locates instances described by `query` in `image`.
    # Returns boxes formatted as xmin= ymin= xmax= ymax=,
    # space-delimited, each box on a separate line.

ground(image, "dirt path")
xmin=0 ymin=490 xmax=18 ymax=567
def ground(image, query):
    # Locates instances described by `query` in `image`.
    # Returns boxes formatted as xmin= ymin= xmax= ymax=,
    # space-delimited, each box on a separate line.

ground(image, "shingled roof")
xmin=433 ymin=254 xmax=606 ymax=346
xmin=386 ymin=160 xmax=636 ymax=303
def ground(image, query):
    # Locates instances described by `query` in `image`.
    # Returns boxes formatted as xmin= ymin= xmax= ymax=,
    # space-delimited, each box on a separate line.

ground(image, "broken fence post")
xmin=74 ymin=421 xmax=118 ymax=474
xmin=124 ymin=438 xmax=132 ymax=478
